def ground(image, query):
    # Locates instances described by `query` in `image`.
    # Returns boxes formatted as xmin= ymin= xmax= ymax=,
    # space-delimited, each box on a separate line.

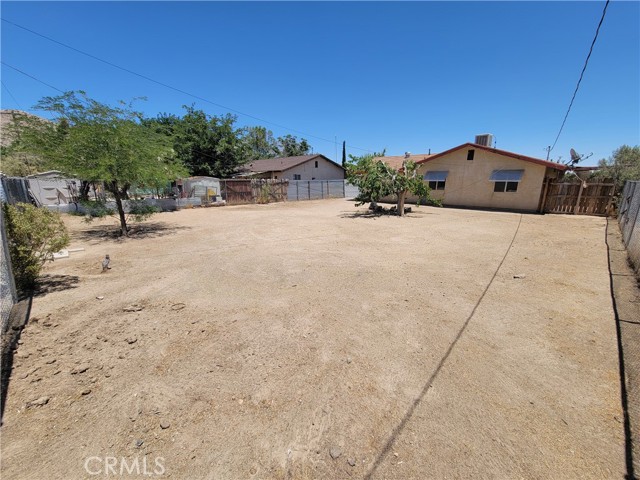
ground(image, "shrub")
xmin=256 ymin=184 xmax=273 ymax=204
xmin=127 ymin=199 xmax=160 ymax=222
xmin=3 ymin=203 xmax=70 ymax=292
xmin=75 ymin=199 xmax=114 ymax=219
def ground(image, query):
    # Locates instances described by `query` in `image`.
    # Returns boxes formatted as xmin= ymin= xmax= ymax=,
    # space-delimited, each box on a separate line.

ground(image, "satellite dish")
xmin=570 ymin=148 xmax=581 ymax=163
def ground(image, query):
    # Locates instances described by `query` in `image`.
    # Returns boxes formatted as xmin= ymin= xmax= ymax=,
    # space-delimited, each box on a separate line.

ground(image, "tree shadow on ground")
xmin=74 ymin=222 xmax=191 ymax=243
xmin=34 ymin=274 xmax=80 ymax=297
xmin=339 ymin=209 xmax=433 ymax=219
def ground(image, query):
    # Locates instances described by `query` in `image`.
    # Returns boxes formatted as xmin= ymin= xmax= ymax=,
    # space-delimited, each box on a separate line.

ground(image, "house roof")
xmin=244 ymin=154 xmax=342 ymax=173
xmin=416 ymin=143 xmax=568 ymax=171
xmin=375 ymin=153 xmax=436 ymax=170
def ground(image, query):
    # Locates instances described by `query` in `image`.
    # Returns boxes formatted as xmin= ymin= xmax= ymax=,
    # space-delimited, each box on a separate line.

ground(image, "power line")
xmin=1 ymin=18 xmax=374 ymax=154
xmin=549 ymin=0 xmax=610 ymax=154
xmin=1 ymin=61 xmax=65 ymax=94
xmin=1 ymin=61 xmax=322 ymax=169
xmin=1 ymin=80 xmax=23 ymax=110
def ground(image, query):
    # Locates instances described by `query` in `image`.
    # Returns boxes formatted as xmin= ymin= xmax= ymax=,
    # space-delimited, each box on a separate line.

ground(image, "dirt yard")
xmin=0 ymin=199 xmax=625 ymax=479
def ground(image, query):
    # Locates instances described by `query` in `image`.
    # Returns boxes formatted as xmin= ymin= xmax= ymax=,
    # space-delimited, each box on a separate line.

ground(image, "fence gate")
xmin=220 ymin=179 xmax=288 ymax=205
xmin=543 ymin=181 xmax=614 ymax=216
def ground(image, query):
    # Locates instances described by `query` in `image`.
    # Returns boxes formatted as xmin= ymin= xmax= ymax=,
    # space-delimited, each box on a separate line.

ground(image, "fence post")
xmin=296 ymin=181 xmax=299 ymax=201
xmin=308 ymin=181 xmax=311 ymax=201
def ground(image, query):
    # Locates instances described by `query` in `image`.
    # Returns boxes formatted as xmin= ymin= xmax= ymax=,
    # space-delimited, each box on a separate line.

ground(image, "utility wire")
xmin=549 ymin=0 xmax=610 ymax=154
xmin=1 ymin=18 xmax=374 ymax=153
xmin=1 ymin=80 xmax=23 ymax=110
xmin=1 ymin=61 xmax=65 ymax=93
xmin=1 ymin=61 xmax=322 ymax=168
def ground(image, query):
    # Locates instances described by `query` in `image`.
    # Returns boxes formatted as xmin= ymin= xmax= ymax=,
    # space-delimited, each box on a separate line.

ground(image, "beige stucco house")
xmin=238 ymin=154 xmax=345 ymax=181
xmin=381 ymin=143 xmax=567 ymax=212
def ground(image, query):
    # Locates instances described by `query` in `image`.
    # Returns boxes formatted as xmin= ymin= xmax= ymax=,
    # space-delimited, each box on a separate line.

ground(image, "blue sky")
xmin=1 ymin=1 xmax=638 ymax=166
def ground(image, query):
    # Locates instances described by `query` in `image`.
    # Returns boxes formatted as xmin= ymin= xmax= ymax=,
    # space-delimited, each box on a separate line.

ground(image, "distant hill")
xmin=0 ymin=110 xmax=52 ymax=176
xmin=0 ymin=109 xmax=50 ymax=148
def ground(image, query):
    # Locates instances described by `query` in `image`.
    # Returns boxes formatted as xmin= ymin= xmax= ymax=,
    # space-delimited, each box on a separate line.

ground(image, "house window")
xmin=315 ymin=161 xmax=318 ymax=168
xmin=293 ymin=174 xmax=301 ymax=180
xmin=424 ymin=171 xmax=448 ymax=191
xmin=493 ymin=181 xmax=519 ymax=192
xmin=467 ymin=149 xmax=475 ymax=161
xmin=490 ymin=170 xmax=523 ymax=193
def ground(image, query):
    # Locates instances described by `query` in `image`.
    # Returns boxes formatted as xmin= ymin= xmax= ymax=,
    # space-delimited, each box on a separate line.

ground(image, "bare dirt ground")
xmin=0 ymin=199 xmax=625 ymax=479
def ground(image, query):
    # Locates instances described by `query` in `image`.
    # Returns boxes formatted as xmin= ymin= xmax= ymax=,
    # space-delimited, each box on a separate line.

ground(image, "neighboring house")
xmin=237 ymin=154 xmax=345 ymax=181
xmin=379 ymin=142 xmax=567 ymax=212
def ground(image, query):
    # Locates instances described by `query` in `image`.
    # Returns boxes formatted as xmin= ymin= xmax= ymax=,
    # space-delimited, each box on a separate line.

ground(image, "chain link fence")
xmin=287 ymin=180 xmax=347 ymax=201
xmin=618 ymin=180 xmax=640 ymax=277
xmin=0 ymin=181 xmax=18 ymax=332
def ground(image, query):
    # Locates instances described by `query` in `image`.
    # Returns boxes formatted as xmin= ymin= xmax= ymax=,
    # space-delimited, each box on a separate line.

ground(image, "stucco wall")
xmin=282 ymin=157 xmax=345 ymax=181
xmin=413 ymin=148 xmax=549 ymax=211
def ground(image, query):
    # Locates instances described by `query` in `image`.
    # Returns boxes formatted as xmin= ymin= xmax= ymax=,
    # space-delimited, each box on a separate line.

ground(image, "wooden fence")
xmin=220 ymin=179 xmax=289 ymax=205
xmin=543 ymin=181 xmax=614 ymax=216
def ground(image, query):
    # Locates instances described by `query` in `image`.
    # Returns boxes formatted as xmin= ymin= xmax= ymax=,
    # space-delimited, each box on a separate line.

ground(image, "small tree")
xmin=11 ymin=91 xmax=187 ymax=236
xmin=346 ymin=153 xmax=437 ymax=216
xmin=596 ymin=145 xmax=640 ymax=193
xmin=3 ymin=203 xmax=70 ymax=292
xmin=341 ymin=141 xmax=347 ymax=168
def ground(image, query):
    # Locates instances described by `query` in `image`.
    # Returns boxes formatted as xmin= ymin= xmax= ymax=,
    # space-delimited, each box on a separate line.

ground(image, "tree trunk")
xmin=107 ymin=181 xmax=128 ymax=236
xmin=113 ymin=193 xmax=128 ymax=237
xmin=79 ymin=181 xmax=91 ymax=201
xmin=397 ymin=190 xmax=407 ymax=217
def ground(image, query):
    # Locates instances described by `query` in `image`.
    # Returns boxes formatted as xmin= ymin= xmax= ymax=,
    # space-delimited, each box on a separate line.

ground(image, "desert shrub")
xmin=3 ymin=203 xmax=70 ymax=292
xmin=75 ymin=199 xmax=114 ymax=219
xmin=127 ymin=200 xmax=160 ymax=222
xmin=256 ymin=184 xmax=273 ymax=204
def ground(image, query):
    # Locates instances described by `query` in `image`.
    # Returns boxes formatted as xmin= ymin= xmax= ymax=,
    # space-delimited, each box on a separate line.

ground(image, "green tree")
xmin=276 ymin=134 xmax=311 ymax=157
xmin=596 ymin=145 xmax=640 ymax=193
xmin=11 ymin=91 xmax=186 ymax=236
xmin=147 ymin=106 xmax=249 ymax=178
xmin=243 ymin=126 xmax=279 ymax=161
xmin=3 ymin=203 xmax=70 ymax=292
xmin=346 ymin=152 xmax=437 ymax=217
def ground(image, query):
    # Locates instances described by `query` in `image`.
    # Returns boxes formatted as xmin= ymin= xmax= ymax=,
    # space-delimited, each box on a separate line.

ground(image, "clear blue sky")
xmin=1 ymin=1 xmax=638 ymax=166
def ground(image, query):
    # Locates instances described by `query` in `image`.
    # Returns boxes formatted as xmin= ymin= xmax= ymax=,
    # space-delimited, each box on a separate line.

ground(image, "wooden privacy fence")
xmin=220 ymin=179 xmax=289 ymax=205
xmin=543 ymin=181 xmax=614 ymax=216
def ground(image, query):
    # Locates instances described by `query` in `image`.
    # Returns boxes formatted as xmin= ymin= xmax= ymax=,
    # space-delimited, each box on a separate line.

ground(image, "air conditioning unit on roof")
xmin=475 ymin=134 xmax=494 ymax=147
